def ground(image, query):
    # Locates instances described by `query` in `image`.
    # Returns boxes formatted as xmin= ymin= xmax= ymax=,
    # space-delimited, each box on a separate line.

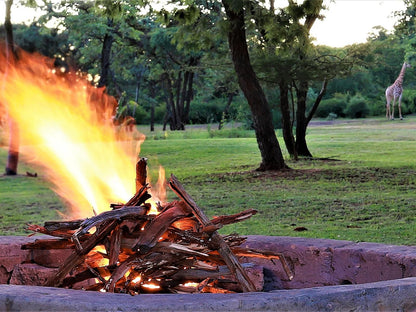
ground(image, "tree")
xmin=250 ymin=0 xmax=358 ymax=158
xmin=4 ymin=0 xmax=20 ymax=175
xmin=221 ymin=0 xmax=287 ymax=171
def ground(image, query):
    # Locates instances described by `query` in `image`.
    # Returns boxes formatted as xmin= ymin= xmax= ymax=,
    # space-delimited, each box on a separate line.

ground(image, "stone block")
xmin=9 ymin=263 xmax=58 ymax=286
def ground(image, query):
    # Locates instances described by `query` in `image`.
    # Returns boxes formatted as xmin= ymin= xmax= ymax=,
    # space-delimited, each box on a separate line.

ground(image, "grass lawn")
xmin=1 ymin=117 xmax=416 ymax=245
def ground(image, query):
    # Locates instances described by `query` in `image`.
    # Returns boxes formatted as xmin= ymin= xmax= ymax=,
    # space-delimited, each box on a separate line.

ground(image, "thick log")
xmin=169 ymin=174 xmax=257 ymax=292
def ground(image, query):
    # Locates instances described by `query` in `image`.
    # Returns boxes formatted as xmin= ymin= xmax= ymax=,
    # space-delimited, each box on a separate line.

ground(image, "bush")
xmin=367 ymin=96 xmax=386 ymax=116
xmin=316 ymin=94 xmax=348 ymax=118
xmin=189 ymin=98 xmax=225 ymax=124
xmin=402 ymin=89 xmax=416 ymax=114
xmin=344 ymin=95 xmax=370 ymax=118
xmin=117 ymin=101 xmax=150 ymax=124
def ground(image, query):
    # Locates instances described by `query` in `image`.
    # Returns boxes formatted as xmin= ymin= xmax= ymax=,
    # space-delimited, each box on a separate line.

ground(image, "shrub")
xmin=344 ymin=95 xmax=370 ymax=118
xmin=116 ymin=100 xmax=150 ymax=124
xmin=367 ymin=96 xmax=386 ymax=116
xmin=189 ymin=98 xmax=226 ymax=124
xmin=316 ymin=94 xmax=348 ymax=118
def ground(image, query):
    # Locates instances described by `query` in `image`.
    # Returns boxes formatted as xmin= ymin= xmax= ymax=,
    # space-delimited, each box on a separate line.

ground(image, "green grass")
xmin=1 ymin=117 xmax=416 ymax=245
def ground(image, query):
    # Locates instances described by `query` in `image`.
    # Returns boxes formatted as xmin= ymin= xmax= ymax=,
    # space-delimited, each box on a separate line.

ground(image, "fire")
xmin=0 ymin=47 xmax=165 ymax=217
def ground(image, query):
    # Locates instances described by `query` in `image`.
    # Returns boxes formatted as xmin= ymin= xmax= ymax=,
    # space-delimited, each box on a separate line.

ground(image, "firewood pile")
xmin=23 ymin=158 xmax=292 ymax=295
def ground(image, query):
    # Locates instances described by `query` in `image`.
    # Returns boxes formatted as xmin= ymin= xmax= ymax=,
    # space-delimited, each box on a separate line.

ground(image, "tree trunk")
xmin=295 ymin=79 xmax=327 ymax=157
xmin=149 ymin=80 xmax=156 ymax=132
xmin=279 ymin=81 xmax=296 ymax=158
xmin=294 ymin=80 xmax=312 ymax=157
xmin=97 ymin=18 xmax=114 ymax=89
xmin=4 ymin=0 xmax=19 ymax=175
xmin=222 ymin=0 xmax=287 ymax=171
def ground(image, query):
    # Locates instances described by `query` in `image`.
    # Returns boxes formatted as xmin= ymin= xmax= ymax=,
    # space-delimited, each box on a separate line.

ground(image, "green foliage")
xmin=189 ymin=98 xmax=226 ymax=124
xmin=316 ymin=94 xmax=348 ymax=118
xmin=117 ymin=100 xmax=149 ymax=124
xmin=344 ymin=94 xmax=370 ymax=118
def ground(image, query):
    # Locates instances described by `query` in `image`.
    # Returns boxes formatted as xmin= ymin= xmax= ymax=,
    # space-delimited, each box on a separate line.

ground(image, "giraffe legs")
xmin=391 ymin=98 xmax=396 ymax=120
xmin=398 ymin=95 xmax=403 ymax=120
xmin=386 ymin=99 xmax=391 ymax=120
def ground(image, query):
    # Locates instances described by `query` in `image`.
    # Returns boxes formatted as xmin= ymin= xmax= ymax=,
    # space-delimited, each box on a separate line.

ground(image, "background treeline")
xmin=2 ymin=0 xmax=416 ymax=129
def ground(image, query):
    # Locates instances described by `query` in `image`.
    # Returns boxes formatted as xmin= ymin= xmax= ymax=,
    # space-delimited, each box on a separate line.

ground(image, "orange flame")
xmin=0 ymin=48 xmax=165 ymax=217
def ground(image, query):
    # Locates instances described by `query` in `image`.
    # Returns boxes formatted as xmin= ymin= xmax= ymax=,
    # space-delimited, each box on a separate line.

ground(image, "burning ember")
xmin=1 ymin=47 xmax=292 ymax=294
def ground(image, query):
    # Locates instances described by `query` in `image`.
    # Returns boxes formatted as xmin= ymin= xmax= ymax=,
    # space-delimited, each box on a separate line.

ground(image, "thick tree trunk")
xmin=5 ymin=0 xmax=19 ymax=175
xmin=222 ymin=0 xmax=287 ymax=171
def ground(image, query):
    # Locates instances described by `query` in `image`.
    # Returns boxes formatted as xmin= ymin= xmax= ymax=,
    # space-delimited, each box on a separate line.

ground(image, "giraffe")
xmin=385 ymin=62 xmax=411 ymax=120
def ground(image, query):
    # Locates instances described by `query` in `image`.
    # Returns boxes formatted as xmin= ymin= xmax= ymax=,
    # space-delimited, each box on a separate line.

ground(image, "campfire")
xmin=24 ymin=158 xmax=293 ymax=294
xmin=1 ymin=47 xmax=292 ymax=295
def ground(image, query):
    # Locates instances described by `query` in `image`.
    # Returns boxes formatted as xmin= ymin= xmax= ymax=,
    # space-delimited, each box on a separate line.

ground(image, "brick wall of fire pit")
xmin=2 ymin=235 xmax=416 ymax=291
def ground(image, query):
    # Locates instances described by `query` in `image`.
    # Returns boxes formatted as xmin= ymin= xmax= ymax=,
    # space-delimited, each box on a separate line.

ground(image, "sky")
xmin=1 ymin=0 xmax=408 ymax=48
xmin=311 ymin=0 xmax=406 ymax=47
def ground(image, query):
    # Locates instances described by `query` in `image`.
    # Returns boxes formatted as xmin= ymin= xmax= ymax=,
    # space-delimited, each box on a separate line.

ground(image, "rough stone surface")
xmin=2 ymin=235 xmax=416 ymax=310
xmin=9 ymin=263 xmax=58 ymax=286
xmin=0 ymin=278 xmax=416 ymax=311
xmin=31 ymin=248 xmax=73 ymax=268
xmin=241 ymin=235 xmax=416 ymax=289
xmin=0 ymin=236 xmax=33 ymax=273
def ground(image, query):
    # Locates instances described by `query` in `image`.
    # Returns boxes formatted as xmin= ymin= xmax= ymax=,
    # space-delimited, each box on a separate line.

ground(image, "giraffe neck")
xmin=394 ymin=63 xmax=408 ymax=86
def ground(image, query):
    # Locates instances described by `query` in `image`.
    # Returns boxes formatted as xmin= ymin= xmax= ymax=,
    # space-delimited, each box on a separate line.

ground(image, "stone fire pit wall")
xmin=1 ymin=235 xmax=416 ymax=311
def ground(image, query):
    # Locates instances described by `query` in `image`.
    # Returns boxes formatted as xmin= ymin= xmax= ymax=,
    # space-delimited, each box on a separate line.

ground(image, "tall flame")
xmin=0 ymin=47 xmax=162 ymax=218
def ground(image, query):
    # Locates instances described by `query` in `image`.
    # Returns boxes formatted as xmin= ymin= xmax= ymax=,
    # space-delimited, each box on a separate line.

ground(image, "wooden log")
xmin=44 ymin=219 xmax=118 ymax=287
xmin=22 ymin=238 xmax=75 ymax=250
xmin=170 ymin=263 xmax=254 ymax=281
xmin=132 ymin=201 xmax=191 ymax=254
xmin=168 ymin=174 xmax=257 ymax=292
xmin=44 ymin=220 xmax=84 ymax=231
xmin=124 ymin=184 xmax=151 ymax=207
xmin=136 ymin=157 xmax=147 ymax=192
xmin=26 ymin=224 xmax=74 ymax=239
xmin=108 ymin=224 xmax=122 ymax=266
xmin=233 ymin=247 xmax=294 ymax=280
xmin=211 ymin=209 xmax=258 ymax=227
xmin=72 ymin=206 xmax=149 ymax=250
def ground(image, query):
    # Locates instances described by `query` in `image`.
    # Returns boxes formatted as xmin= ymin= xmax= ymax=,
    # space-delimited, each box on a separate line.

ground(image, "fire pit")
xmin=1 ymin=235 xmax=416 ymax=311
